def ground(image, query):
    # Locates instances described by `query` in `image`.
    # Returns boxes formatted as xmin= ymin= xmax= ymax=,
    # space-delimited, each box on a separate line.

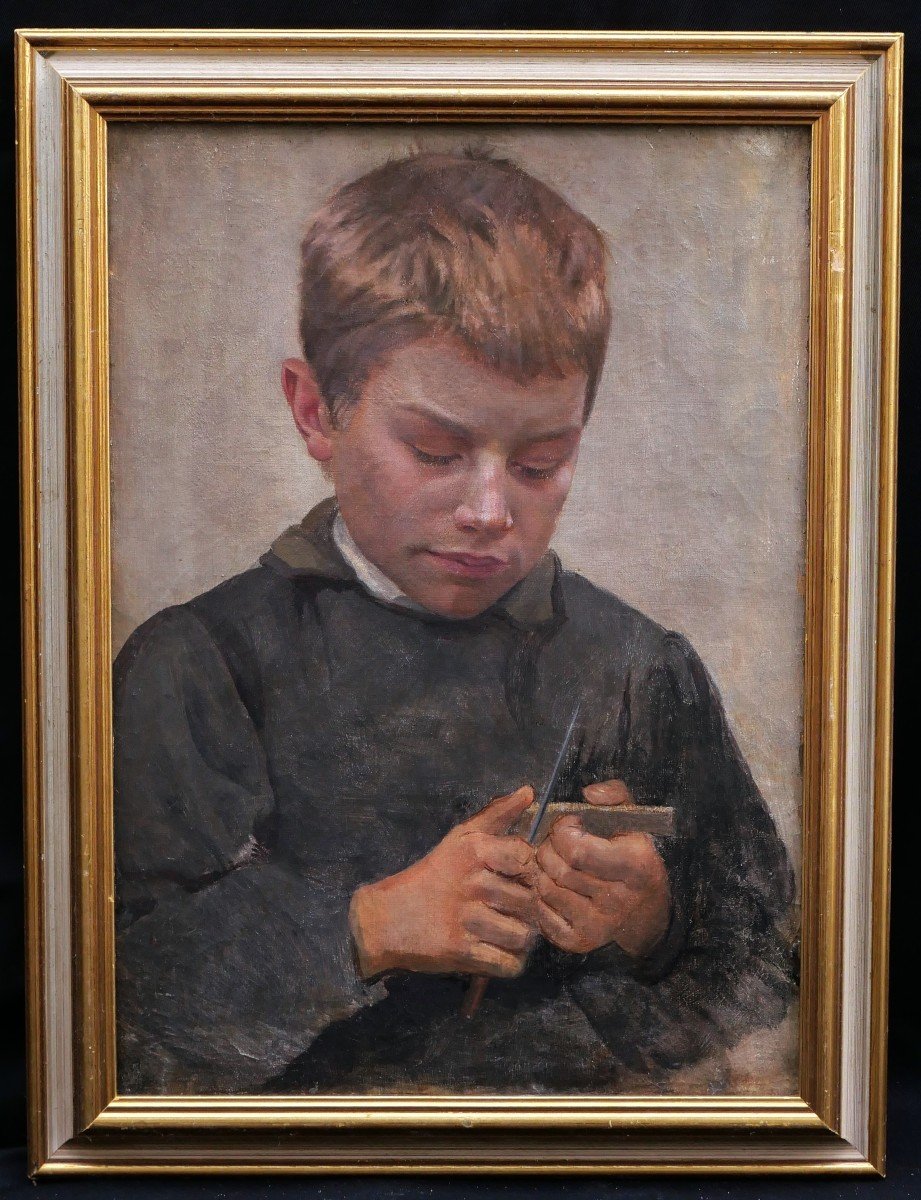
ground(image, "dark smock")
xmin=114 ymin=499 xmax=797 ymax=1094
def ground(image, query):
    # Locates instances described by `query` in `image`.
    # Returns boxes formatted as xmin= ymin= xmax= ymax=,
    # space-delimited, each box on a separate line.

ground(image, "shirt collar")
xmin=260 ymin=497 xmax=561 ymax=630
xmin=331 ymin=510 xmax=427 ymax=613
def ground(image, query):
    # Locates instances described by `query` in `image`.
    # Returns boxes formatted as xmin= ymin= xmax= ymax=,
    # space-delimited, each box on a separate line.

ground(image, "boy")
xmin=114 ymin=150 xmax=796 ymax=1095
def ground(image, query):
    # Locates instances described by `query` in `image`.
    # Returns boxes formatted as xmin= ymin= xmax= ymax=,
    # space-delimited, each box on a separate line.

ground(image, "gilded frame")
xmin=16 ymin=29 xmax=902 ymax=1175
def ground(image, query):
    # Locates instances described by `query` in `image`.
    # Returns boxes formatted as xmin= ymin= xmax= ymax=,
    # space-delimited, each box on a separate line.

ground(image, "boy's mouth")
xmin=424 ymin=550 xmax=509 ymax=580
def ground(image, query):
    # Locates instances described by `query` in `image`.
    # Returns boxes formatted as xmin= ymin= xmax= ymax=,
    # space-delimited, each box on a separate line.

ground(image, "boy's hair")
xmin=298 ymin=150 xmax=611 ymax=425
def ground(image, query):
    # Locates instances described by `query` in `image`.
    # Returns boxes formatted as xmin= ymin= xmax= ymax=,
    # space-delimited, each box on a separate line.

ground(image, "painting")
xmin=105 ymin=123 xmax=808 ymax=1099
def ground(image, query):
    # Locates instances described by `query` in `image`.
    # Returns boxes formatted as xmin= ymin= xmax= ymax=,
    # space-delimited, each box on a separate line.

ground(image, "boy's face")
xmin=285 ymin=337 xmax=587 ymax=619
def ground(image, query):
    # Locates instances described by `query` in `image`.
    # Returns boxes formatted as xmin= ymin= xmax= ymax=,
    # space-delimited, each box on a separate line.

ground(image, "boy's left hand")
xmin=535 ymin=780 xmax=671 ymax=959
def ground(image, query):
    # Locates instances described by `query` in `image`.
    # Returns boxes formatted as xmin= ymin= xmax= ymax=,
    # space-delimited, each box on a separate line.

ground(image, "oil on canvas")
xmin=107 ymin=124 xmax=808 ymax=1097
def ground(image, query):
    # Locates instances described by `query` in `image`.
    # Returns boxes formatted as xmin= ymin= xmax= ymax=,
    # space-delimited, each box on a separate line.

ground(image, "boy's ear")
xmin=282 ymin=358 xmax=334 ymax=462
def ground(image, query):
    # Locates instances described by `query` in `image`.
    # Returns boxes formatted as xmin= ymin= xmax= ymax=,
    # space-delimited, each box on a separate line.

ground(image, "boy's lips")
xmin=425 ymin=549 xmax=509 ymax=580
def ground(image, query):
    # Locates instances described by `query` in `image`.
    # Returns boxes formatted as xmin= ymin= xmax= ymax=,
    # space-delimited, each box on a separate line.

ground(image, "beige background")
xmin=108 ymin=124 xmax=810 ymax=1091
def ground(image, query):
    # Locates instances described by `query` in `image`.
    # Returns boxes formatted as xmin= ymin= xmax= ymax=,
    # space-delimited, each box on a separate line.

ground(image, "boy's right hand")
xmin=348 ymin=786 xmax=538 ymax=981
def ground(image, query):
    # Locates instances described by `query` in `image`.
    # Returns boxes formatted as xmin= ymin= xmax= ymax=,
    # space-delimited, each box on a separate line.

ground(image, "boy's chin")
xmin=411 ymin=579 xmax=515 ymax=621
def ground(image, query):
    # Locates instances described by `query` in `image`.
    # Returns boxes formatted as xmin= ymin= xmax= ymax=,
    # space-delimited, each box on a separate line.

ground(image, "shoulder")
xmin=114 ymin=564 xmax=298 ymax=682
xmin=555 ymin=565 xmax=674 ymax=655
xmin=555 ymin=566 xmax=708 ymax=694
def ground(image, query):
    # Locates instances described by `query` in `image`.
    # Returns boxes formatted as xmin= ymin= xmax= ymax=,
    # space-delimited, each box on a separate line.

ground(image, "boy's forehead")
xmin=361 ymin=337 xmax=588 ymax=437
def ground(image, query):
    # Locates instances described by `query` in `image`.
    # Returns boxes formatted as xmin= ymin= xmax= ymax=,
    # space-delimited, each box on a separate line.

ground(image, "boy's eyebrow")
xmin=394 ymin=402 xmax=582 ymax=445
xmin=394 ymin=403 xmax=474 ymax=440
xmin=518 ymin=425 xmax=583 ymax=446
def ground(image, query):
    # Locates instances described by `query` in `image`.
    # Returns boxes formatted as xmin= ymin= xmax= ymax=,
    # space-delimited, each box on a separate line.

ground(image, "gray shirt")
xmin=113 ymin=498 xmax=797 ymax=1094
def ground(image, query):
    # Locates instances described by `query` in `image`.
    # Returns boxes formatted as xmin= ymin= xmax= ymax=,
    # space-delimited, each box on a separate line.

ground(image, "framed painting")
xmin=17 ymin=29 xmax=901 ymax=1174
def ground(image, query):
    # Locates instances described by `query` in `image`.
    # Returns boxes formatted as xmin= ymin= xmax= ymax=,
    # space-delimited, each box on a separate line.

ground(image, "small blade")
xmin=526 ymin=699 xmax=582 ymax=844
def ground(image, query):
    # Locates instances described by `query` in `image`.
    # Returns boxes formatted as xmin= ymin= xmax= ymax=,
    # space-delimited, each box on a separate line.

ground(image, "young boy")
xmin=114 ymin=150 xmax=796 ymax=1095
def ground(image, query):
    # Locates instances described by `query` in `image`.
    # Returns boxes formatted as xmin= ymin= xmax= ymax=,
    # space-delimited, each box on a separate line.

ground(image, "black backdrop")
xmin=0 ymin=2 xmax=917 ymax=1196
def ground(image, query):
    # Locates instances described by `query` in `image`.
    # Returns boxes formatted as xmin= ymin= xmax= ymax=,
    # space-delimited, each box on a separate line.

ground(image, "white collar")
xmin=332 ymin=511 xmax=426 ymax=612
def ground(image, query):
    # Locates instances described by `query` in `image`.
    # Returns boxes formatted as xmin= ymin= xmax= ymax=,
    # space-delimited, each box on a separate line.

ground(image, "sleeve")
xmin=564 ymin=630 xmax=798 ymax=1078
xmin=113 ymin=607 xmax=385 ymax=1095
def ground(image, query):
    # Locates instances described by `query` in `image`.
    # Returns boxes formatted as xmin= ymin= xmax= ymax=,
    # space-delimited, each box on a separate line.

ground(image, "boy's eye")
xmin=409 ymin=445 xmax=460 ymax=467
xmin=513 ymin=460 xmax=562 ymax=481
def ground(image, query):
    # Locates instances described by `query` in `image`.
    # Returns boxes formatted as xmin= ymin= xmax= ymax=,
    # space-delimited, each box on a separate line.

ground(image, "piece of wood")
xmin=512 ymin=803 xmax=676 ymax=845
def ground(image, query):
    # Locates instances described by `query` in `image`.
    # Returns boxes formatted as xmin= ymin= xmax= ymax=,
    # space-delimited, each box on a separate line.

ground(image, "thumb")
xmin=583 ymin=779 xmax=633 ymax=807
xmin=465 ymin=785 xmax=535 ymax=835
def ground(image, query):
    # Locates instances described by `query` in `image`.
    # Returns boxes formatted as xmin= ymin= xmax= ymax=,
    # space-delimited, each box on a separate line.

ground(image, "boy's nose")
xmin=453 ymin=463 xmax=514 ymax=533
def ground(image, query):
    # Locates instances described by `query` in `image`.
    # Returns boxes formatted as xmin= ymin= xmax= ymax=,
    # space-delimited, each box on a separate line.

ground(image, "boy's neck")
xmin=332 ymin=510 xmax=428 ymax=614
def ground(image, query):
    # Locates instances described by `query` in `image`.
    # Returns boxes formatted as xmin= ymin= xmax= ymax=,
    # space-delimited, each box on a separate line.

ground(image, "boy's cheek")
xmin=335 ymin=454 xmax=421 ymax=524
xmin=513 ymin=487 xmax=571 ymax=543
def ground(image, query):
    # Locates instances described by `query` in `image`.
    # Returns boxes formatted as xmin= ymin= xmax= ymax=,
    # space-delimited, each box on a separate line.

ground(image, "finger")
xmin=550 ymin=820 xmax=628 ymax=878
xmin=536 ymin=899 xmax=583 ymax=953
xmin=550 ymin=813 xmax=583 ymax=831
xmin=551 ymin=824 xmax=655 ymax=884
xmin=465 ymin=905 xmax=534 ymax=953
xmin=463 ymin=785 xmax=535 ymax=835
xmin=468 ymin=940 xmax=527 ymax=979
xmin=475 ymin=872 xmax=537 ymax=922
xmin=582 ymin=779 xmax=633 ymax=807
xmin=541 ymin=812 xmax=584 ymax=846
xmin=477 ymin=834 xmax=536 ymax=880
xmin=535 ymin=868 xmax=596 ymax=928
xmin=536 ymin=840 xmax=600 ymax=899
